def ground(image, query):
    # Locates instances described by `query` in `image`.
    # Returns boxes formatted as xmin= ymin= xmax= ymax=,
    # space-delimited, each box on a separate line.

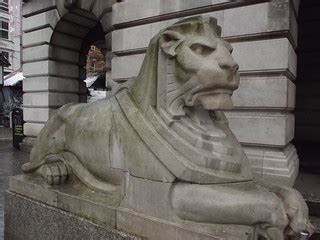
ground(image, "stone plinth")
xmin=5 ymin=175 xmax=255 ymax=240
xmin=4 ymin=191 xmax=141 ymax=240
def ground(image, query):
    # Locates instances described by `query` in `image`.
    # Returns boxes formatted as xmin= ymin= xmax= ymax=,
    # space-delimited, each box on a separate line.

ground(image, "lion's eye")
xmin=190 ymin=43 xmax=214 ymax=55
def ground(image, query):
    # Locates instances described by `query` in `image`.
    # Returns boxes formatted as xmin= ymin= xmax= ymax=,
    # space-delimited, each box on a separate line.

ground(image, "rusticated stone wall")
xmin=21 ymin=0 xmax=300 ymax=186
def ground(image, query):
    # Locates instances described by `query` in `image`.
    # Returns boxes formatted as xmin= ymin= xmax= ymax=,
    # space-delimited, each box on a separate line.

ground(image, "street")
xmin=0 ymin=127 xmax=28 ymax=239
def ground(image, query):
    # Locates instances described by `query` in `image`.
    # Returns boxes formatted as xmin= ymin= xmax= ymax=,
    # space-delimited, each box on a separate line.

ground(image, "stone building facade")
xmin=85 ymin=45 xmax=105 ymax=75
xmin=21 ymin=0 xmax=306 ymax=187
xmin=0 ymin=0 xmax=21 ymax=75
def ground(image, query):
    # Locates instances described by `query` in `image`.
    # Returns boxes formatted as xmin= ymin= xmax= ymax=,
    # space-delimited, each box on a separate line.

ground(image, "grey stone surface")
xmin=22 ymin=45 xmax=50 ymax=63
xmin=116 ymin=208 xmax=252 ymax=240
xmin=223 ymin=3 xmax=268 ymax=37
xmin=22 ymin=43 xmax=81 ymax=67
xmin=112 ymin=0 xmax=241 ymax=26
xmin=225 ymin=111 xmax=295 ymax=147
xmin=111 ymin=54 xmax=145 ymax=80
xmin=62 ymin=12 xmax=97 ymax=29
xmin=55 ymin=20 xmax=90 ymax=39
xmin=23 ymin=60 xmax=79 ymax=78
xmin=22 ymin=27 xmax=53 ymax=47
xmin=22 ymin=9 xmax=60 ymax=32
xmin=8 ymin=174 xmax=255 ymax=240
xmin=49 ymin=46 xmax=80 ymax=64
xmin=23 ymin=76 xmax=79 ymax=93
xmin=74 ymin=0 xmax=95 ymax=12
xmin=112 ymin=2 xmax=298 ymax=54
xmin=232 ymin=76 xmax=295 ymax=110
xmin=5 ymin=191 xmax=141 ymax=240
xmin=244 ymin=144 xmax=299 ymax=187
xmin=48 ymin=61 xmax=79 ymax=79
xmin=232 ymin=38 xmax=296 ymax=76
xmin=22 ymin=0 xmax=60 ymax=17
xmin=23 ymin=92 xmax=78 ymax=108
xmin=50 ymin=32 xmax=83 ymax=51
xmin=92 ymin=0 xmax=115 ymax=18
xmin=23 ymin=108 xmax=54 ymax=124
xmin=23 ymin=123 xmax=45 ymax=138
xmin=22 ymin=61 xmax=50 ymax=77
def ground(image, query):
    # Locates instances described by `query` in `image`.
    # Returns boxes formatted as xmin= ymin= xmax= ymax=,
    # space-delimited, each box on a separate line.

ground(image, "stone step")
xmin=310 ymin=216 xmax=320 ymax=235
xmin=295 ymin=171 xmax=320 ymax=237
xmin=295 ymin=172 xmax=320 ymax=215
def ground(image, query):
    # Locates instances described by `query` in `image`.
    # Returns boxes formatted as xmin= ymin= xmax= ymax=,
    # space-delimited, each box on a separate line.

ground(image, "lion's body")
xmin=24 ymin=85 xmax=252 ymax=191
xmin=24 ymin=94 xmax=177 ymax=189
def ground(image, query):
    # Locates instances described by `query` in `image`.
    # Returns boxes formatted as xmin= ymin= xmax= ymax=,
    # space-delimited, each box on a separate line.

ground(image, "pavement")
xmin=0 ymin=127 xmax=28 ymax=240
xmin=0 ymin=127 xmax=12 ymax=141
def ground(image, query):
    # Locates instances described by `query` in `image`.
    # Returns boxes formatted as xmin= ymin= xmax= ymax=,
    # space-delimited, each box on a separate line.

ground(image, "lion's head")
xmin=123 ymin=16 xmax=251 ymax=182
xmin=130 ymin=16 xmax=239 ymax=121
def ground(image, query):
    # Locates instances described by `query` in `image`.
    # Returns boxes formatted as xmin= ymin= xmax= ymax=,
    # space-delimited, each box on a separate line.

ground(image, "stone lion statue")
xmin=22 ymin=16 xmax=313 ymax=239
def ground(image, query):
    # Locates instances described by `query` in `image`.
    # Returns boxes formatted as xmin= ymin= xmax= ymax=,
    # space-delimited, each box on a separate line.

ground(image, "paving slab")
xmin=0 ymin=140 xmax=29 ymax=240
xmin=0 ymin=127 xmax=12 ymax=141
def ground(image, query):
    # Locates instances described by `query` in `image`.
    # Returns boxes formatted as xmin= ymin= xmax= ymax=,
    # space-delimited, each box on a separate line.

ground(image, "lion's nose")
xmin=219 ymin=60 xmax=239 ymax=72
xmin=230 ymin=63 xmax=239 ymax=71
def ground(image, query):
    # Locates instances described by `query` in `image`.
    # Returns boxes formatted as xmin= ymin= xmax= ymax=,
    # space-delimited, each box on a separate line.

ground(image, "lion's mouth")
xmin=184 ymin=87 xmax=234 ymax=110
xmin=186 ymin=88 xmax=232 ymax=104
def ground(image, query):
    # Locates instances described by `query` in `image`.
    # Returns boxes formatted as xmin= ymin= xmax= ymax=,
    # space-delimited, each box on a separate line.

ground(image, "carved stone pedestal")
xmin=5 ymin=175 xmax=256 ymax=240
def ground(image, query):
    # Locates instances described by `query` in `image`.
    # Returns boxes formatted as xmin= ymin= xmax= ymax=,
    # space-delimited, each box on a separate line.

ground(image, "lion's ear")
xmin=160 ymin=30 xmax=184 ymax=58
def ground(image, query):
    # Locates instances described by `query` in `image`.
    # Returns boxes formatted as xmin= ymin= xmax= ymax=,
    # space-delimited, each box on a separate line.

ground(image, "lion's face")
xmin=160 ymin=21 xmax=239 ymax=111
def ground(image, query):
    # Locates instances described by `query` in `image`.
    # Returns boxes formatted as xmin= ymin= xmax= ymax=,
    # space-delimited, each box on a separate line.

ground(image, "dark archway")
xmin=49 ymin=8 xmax=108 ymax=104
xmin=294 ymin=0 xmax=320 ymax=174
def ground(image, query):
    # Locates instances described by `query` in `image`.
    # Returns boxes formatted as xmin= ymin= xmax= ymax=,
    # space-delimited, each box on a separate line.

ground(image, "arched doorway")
xmin=22 ymin=1 xmax=114 ymax=148
xmin=50 ymin=12 xmax=107 ymax=103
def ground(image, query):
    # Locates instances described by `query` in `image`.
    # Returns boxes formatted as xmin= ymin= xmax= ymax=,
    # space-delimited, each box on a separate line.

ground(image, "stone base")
xmin=4 ymin=191 xmax=141 ymax=240
xmin=244 ymin=144 xmax=299 ymax=187
xmin=5 ymin=174 xmax=256 ymax=240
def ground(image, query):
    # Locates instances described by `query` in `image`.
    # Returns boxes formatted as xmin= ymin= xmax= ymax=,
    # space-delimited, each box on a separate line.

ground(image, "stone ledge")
xmin=112 ymin=1 xmax=254 ymax=28
xmin=7 ymin=175 xmax=255 ymax=240
xmin=225 ymin=111 xmax=294 ymax=147
xmin=23 ymin=9 xmax=60 ymax=33
xmin=112 ymin=2 xmax=297 ymax=52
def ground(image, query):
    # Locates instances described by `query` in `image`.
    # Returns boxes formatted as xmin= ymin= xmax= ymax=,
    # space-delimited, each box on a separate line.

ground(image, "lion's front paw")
xmin=38 ymin=161 xmax=70 ymax=185
xmin=285 ymin=209 xmax=314 ymax=238
xmin=281 ymin=188 xmax=315 ymax=237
